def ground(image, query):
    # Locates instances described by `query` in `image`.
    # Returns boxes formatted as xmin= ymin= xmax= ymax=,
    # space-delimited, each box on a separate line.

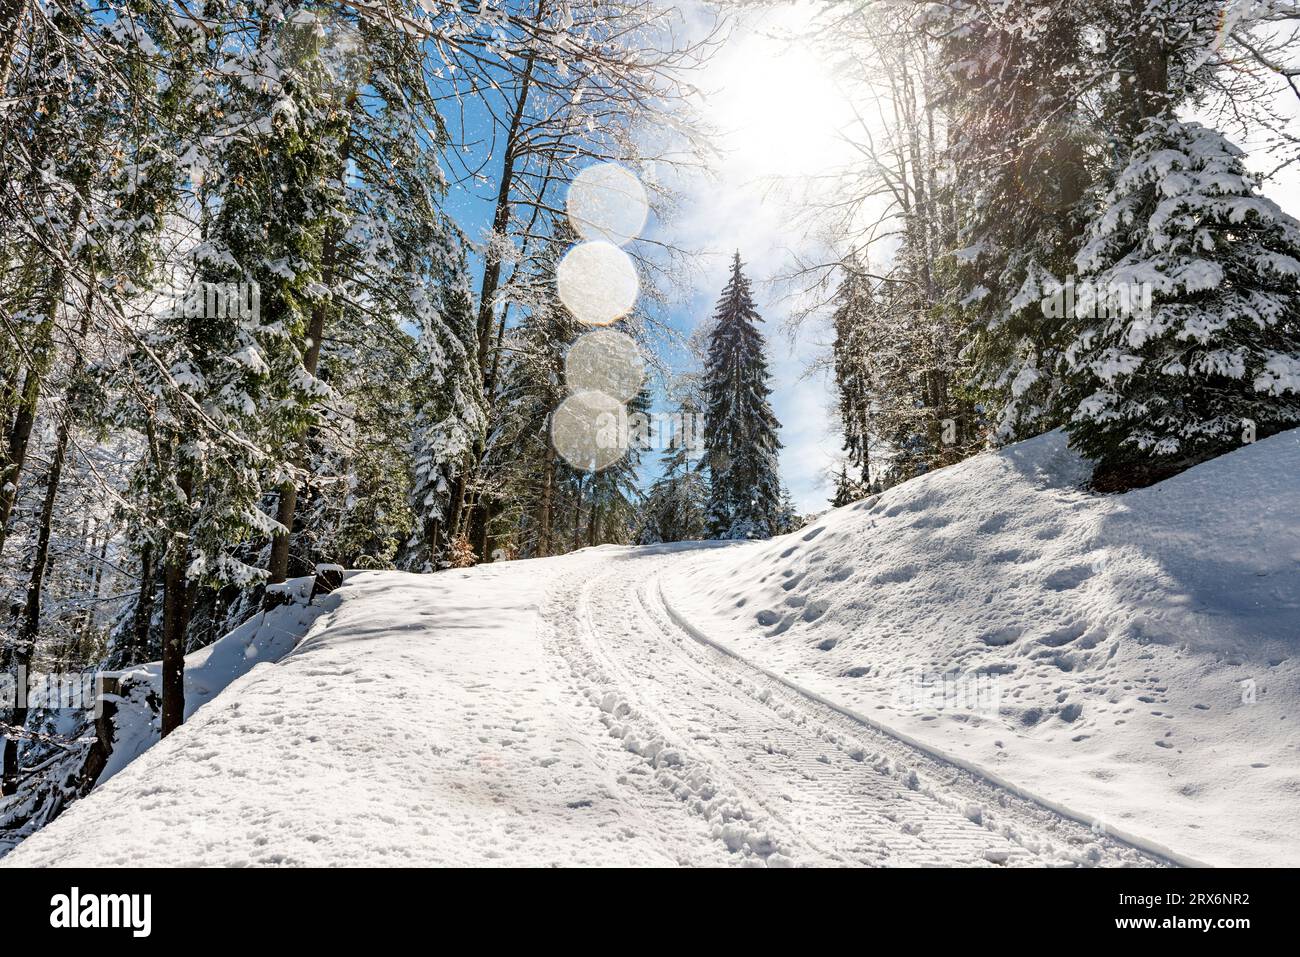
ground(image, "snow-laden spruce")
xmin=830 ymin=259 xmax=878 ymax=494
xmin=702 ymin=253 xmax=783 ymax=540
xmin=941 ymin=1 xmax=1092 ymax=445
xmin=1062 ymin=116 xmax=1300 ymax=480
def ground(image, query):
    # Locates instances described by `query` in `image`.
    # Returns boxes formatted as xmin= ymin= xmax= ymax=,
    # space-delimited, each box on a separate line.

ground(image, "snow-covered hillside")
xmin=3 ymin=429 xmax=1295 ymax=867
xmin=667 ymin=428 xmax=1300 ymax=867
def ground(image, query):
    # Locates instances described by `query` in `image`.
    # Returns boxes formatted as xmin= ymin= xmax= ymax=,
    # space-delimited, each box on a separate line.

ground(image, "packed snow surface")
xmin=4 ymin=429 xmax=1296 ymax=867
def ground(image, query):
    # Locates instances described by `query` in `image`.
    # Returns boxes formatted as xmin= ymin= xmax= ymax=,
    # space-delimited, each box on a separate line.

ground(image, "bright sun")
xmin=705 ymin=11 xmax=853 ymax=181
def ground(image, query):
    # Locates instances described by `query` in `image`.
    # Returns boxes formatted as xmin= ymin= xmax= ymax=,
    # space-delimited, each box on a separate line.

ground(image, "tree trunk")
xmin=268 ymin=255 xmax=333 ymax=584
xmin=160 ymin=471 xmax=194 ymax=737
xmin=0 ymin=410 xmax=68 ymax=795
xmin=0 ymin=361 xmax=47 ymax=556
xmin=449 ymin=465 xmax=469 ymax=543
xmin=130 ymin=541 xmax=156 ymax=666
xmin=538 ymin=444 xmax=556 ymax=558
xmin=1128 ymin=0 xmax=1169 ymax=132
xmin=572 ymin=476 xmax=584 ymax=552
xmin=267 ymin=479 xmax=298 ymax=586
xmin=476 ymin=50 xmax=537 ymax=370
xmin=0 ymin=0 xmax=27 ymax=94
xmin=423 ymin=514 xmax=443 ymax=568
xmin=476 ymin=498 xmax=491 ymax=562
xmin=83 ymin=530 xmax=109 ymax=643
xmin=452 ymin=45 xmax=539 ymax=542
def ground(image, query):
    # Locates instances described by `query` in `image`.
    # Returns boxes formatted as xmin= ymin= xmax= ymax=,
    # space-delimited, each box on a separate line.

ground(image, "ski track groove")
xmin=546 ymin=549 xmax=1172 ymax=868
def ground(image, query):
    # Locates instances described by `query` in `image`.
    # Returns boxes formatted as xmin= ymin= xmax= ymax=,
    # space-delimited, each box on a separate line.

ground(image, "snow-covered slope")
xmin=0 ymin=576 xmax=332 ymax=856
xmin=101 ymin=576 xmax=334 ymax=784
xmin=666 ymin=428 xmax=1300 ymax=867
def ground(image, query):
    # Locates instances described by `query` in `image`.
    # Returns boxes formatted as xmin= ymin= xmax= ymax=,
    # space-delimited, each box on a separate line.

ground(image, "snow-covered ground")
xmin=668 ymin=429 xmax=1300 ymax=868
xmin=0 ymin=576 xmax=332 ymax=855
xmin=3 ymin=429 xmax=1295 ymax=867
xmin=2 ymin=564 xmax=737 ymax=866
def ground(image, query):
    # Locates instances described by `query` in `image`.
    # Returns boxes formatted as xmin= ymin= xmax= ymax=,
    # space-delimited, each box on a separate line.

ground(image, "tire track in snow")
xmin=548 ymin=548 xmax=1171 ymax=867
xmin=544 ymin=559 xmax=800 ymax=865
xmin=564 ymin=558 xmax=1013 ymax=865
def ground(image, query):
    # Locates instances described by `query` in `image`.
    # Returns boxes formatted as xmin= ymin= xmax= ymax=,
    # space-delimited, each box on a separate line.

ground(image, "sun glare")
xmin=706 ymin=17 xmax=853 ymax=180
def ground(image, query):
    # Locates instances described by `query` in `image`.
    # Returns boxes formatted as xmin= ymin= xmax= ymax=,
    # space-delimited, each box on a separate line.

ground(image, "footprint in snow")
xmin=1043 ymin=565 xmax=1093 ymax=591
xmin=872 ymin=564 xmax=918 ymax=585
xmin=1058 ymin=702 xmax=1084 ymax=723
xmin=802 ymin=601 xmax=828 ymax=623
xmin=979 ymin=626 xmax=1021 ymax=647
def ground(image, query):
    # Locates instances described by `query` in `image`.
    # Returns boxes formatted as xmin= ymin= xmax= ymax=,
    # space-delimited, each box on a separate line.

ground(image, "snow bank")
xmin=0 ymin=576 xmax=332 ymax=857
xmin=664 ymin=429 xmax=1300 ymax=867
xmin=100 ymin=575 xmax=332 ymax=783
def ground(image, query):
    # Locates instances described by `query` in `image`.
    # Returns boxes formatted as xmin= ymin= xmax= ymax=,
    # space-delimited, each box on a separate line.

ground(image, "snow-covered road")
xmin=544 ymin=546 xmax=1169 ymax=867
xmin=2 ymin=543 xmax=1173 ymax=868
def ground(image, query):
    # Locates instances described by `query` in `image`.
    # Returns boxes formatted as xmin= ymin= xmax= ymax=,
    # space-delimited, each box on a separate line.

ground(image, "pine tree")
xmin=830 ymin=465 xmax=862 ymax=508
xmin=637 ymin=395 xmax=707 ymax=544
xmin=938 ymin=2 xmax=1095 ymax=442
xmin=774 ymin=486 xmax=801 ymax=535
xmin=406 ymin=243 xmax=486 ymax=569
xmin=1062 ymin=115 xmax=1300 ymax=487
xmin=830 ymin=260 xmax=877 ymax=487
xmin=702 ymin=253 xmax=783 ymax=540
